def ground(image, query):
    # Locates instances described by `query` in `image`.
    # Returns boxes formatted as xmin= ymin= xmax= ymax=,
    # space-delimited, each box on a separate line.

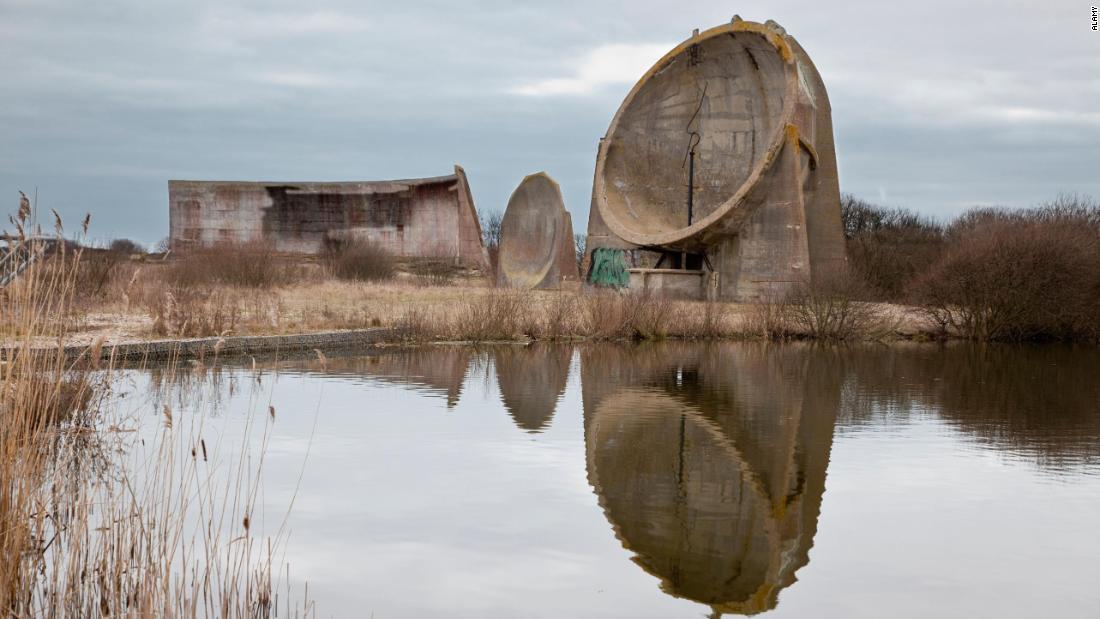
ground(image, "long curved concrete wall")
xmin=169 ymin=165 xmax=489 ymax=269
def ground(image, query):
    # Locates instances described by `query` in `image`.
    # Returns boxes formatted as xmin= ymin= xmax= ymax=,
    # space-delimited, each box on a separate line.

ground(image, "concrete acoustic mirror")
xmin=497 ymin=172 xmax=579 ymax=289
xmin=585 ymin=18 xmax=846 ymax=301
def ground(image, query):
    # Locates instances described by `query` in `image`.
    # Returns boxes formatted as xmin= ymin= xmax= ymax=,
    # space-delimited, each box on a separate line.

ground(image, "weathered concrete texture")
xmin=585 ymin=18 xmax=846 ymax=301
xmin=497 ymin=173 xmax=579 ymax=289
xmin=627 ymin=268 xmax=708 ymax=300
xmin=169 ymin=165 xmax=489 ymax=269
xmin=581 ymin=343 xmax=838 ymax=614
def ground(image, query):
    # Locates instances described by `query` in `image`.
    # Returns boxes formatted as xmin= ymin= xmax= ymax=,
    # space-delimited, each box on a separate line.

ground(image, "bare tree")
xmin=841 ymin=193 xmax=944 ymax=300
xmin=910 ymin=197 xmax=1100 ymax=341
xmin=480 ymin=211 xmax=503 ymax=250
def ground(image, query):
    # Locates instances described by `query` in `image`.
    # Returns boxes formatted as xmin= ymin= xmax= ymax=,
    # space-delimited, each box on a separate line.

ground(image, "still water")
xmin=125 ymin=343 xmax=1100 ymax=618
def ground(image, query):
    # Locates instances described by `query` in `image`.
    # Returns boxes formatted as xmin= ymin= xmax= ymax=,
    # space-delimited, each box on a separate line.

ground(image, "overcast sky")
xmin=1 ymin=0 xmax=1096 ymax=245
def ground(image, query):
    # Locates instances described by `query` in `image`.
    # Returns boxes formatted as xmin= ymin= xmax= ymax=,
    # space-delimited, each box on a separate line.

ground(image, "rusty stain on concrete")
xmin=497 ymin=172 xmax=579 ymax=289
xmin=169 ymin=165 xmax=489 ymax=269
xmin=585 ymin=18 xmax=846 ymax=301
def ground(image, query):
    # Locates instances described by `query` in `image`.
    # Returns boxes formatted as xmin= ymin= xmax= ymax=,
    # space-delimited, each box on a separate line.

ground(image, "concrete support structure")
xmin=169 ymin=166 xmax=489 ymax=269
xmin=497 ymin=172 xmax=579 ymax=289
xmin=585 ymin=18 xmax=845 ymax=301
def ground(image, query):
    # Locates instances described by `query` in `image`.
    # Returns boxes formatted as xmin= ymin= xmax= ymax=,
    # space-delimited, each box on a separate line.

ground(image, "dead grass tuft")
xmin=322 ymin=238 xmax=396 ymax=282
xmin=165 ymin=241 xmax=297 ymax=288
xmin=410 ymin=259 xmax=458 ymax=287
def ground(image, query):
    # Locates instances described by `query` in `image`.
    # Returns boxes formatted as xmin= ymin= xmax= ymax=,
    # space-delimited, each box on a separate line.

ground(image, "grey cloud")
xmin=0 ymin=0 xmax=1096 ymax=244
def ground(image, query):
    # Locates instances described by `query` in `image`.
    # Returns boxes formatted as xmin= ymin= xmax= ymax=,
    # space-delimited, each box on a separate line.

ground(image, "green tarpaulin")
xmin=588 ymin=247 xmax=630 ymax=288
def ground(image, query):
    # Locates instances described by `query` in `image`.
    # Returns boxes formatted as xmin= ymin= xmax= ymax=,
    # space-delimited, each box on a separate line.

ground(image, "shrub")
xmin=322 ymin=238 xmax=396 ymax=282
xmin=145 ymin=285 xmax=241 ymax=337
xmin=841 ymin=194 xmax=944 ymax=300
xmin=746 ymin=289 xmax=797 ymax=340
xmin=395 ymin=306 xmax=435 ymax=342
xmin=410 ymin=260 xmax=455 ymax=287
xmin=782 ymin=270 xmax=894 ymax=341
xmin=166 ymin=240 xmax=294 ymax=288
xmin=74 ymin=247 xmax=130 ymax=300
xmin=109 ymin=238 xmax=144 ymax=254
xmin=909 ymin=199 xmax=1100 ymax=341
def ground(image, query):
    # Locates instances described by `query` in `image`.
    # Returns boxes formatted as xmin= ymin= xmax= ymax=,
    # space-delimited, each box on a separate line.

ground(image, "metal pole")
xmin=687 ymin=143 xmax=695 ymax=226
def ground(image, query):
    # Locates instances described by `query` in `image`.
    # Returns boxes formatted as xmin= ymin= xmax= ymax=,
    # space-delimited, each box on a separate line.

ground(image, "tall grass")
xmin=165 ymin=241 xmax=297 ymax=288
xmin=135 ymin=240 xmax=292 ymax=337
xmin=580 ymin=290 xmax=673 ymax=340
xmin=743 ymin=271 xmax=893 ymax=341
xmin=398 ymin=289 xmax=700 ymax=342
xmin=410 ymin=260 xmax=456 ymax=287
xmin=398 ymin=289 xmax=528 ymax=342
xmin=1 ymin=198 xmax=309 ymax=615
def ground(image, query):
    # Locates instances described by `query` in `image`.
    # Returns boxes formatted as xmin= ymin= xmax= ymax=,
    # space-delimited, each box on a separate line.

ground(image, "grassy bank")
xmin=10 ymin=193 xmax=1099 ymax=349
xmin=4 ymin=230 xmax=925 ymax=346
xmin=14 ymin=267 xmax=929 ymax=347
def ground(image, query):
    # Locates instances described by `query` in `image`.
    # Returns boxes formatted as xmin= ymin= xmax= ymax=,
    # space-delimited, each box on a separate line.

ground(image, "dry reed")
xmin=1 ymin=197 xmax=310 ymax=616
xmin=165 ymin=241 xmax=297 ymax=288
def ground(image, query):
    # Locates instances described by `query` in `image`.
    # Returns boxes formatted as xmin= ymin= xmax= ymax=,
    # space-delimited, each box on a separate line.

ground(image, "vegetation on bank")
xmin=8 ymin=192 xmax=1099 ymax=346
xmin=0 ymin=202 xmax=308 ymax=615
xmin=843 ymin=193 xmax=1100 ymax=341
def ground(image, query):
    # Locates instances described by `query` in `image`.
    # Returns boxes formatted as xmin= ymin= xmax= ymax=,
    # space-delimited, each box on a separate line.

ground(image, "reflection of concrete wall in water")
xmin=581 ymin=343 xmax=841 ymax=615
xmin=493 ymin=345 xmax=572 ymax=433
xmin=585 ymin=18 xmax=845 ymax=301
xmin=168 ymin=166 xmax=489 ymax=268
xmin=306 ymin=348 xmax=475 ymax=408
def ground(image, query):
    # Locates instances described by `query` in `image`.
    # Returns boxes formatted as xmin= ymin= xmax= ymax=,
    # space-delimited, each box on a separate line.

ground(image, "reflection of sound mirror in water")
xmin=583 ymin=347 xmax=838 ymax=615
xmin=495 ymin=344 xmax=572 ymax=433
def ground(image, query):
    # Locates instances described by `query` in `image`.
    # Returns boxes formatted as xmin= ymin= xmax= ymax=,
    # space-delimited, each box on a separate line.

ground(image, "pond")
xmin=120 ymin=342 xmax=1100 ymax=618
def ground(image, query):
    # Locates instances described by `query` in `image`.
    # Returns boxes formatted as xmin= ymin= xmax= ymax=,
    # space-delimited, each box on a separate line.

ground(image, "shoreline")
xmin=2 ymin=327 xmax=398 ymax=364
xmin=0 ymin=323 xmax=974 ymax=366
